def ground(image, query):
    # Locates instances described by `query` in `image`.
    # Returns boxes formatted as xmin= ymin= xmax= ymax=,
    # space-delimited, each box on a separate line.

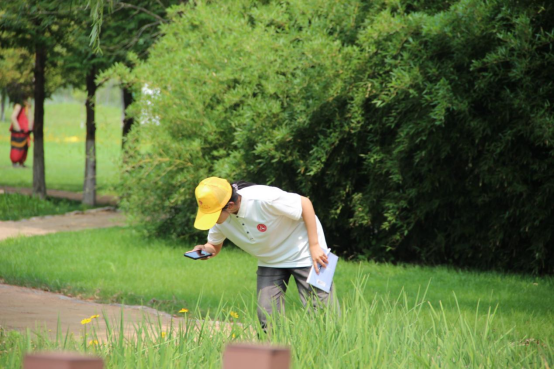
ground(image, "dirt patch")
xmin=0 ymin=208 xmax=126 ymax=242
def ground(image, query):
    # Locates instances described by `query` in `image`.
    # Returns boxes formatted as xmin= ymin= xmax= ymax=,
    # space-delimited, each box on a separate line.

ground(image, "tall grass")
xmin=1 ymin=277 xmax=551 ymax=368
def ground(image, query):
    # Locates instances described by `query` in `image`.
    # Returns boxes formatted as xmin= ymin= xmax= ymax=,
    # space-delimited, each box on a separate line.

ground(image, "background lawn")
xmin=0 ymin=227 xmax=552 ymax=346
xmin=0 ymin=193 xmax=93 ymax=220
xmin=0 ymin=100 xmax=122 ymax=195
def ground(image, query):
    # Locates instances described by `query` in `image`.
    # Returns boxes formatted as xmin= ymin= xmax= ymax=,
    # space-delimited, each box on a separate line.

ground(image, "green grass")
xmin=0 ymin=102 xmax=122 ymax=195
xmin=0 ymin=193 xmax=93 ymax=221
xmin=0 ymin=227 xmax=553 ymax=359
xmin=0 ymin=274 xmax=552 ymax=368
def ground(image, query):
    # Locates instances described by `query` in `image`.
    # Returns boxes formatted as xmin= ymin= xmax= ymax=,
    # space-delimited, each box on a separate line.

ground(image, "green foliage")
xmin=66 ymin=0 xmax=178 ymax=88
xmin=0 ymin=0 xmax=176 ymax=103
xmin=0 ymin=1 xmax=73 ymax=95
xmin=347 ymin=0 xmax=554 ymax=274
xmin=122 ymin=0 xmax=554 ymax=274
xmin=0 ymin=47 xmax=34 ymax=101
xmin=121 ymin=0 xmax=365 ymax=240
xmin=0 ymin=45 xmax=63 ymax=102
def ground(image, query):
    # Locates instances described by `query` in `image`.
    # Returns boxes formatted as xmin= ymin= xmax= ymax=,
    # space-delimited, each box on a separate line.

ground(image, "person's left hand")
xmin=309 ymin=243 xmax=328 ymax=274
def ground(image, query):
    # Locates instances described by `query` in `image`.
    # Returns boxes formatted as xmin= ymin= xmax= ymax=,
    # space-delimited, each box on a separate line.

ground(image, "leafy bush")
xmin=122 ymin=0 xmax=554 ymax=274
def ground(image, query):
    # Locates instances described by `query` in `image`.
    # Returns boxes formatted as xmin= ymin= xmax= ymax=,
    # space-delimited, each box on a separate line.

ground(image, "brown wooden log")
xmin=23 ymin=352 xmax=103 ymax=369
xmin=223 ymin=343 xmax=290 ymax=369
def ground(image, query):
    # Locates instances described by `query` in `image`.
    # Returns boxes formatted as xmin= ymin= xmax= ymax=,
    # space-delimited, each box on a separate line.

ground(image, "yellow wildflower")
xmin=161 ymin=332 xmax=166 ymax=338
xmin=89 ymin=314 xmax=100 ymax=319
xmin=232 ymin=334 xmax=236 ymax=339
xmin=179 ymin=308 xmax=189 ymax=313
xmin=64 ymin=136 xmax=81 ymax=143
xmin=89 ymin=340 xmax=99 ymax=346
xmin=81 ymin=318 xmax=92 ymax=325
xmin=230 ymin=311 xmax=239 ymax=319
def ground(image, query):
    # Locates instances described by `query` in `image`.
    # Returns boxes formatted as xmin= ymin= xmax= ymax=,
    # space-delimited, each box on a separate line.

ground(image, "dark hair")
xmin=227 ymin=180 xmax=256 ymax=205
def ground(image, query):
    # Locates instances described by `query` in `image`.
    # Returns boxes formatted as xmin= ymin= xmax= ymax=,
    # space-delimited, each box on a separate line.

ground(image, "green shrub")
xmin=122 ymin=0 xmax=554 ymax=274
xmin=345 ymin=0 xmax=554 ymax=273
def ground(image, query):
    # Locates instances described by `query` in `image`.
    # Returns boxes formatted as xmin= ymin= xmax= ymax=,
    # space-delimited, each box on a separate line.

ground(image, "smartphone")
xmin=184 ymin=250 xmax=213 ymax=260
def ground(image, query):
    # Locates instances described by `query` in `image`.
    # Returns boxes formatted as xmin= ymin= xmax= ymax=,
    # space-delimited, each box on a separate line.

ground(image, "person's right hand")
xmin=186 ymin=244 xmax=215 ymax=260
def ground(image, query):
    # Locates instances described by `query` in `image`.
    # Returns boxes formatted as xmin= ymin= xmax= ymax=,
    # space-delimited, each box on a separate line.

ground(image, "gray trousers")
xmin=256 ymin=266 xmax=338 ymax=328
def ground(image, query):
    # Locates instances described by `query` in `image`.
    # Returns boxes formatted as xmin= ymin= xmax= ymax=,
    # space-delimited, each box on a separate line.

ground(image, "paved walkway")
xmin=0 ymin=186 xmax=118 ymax=206
xmin=0 ymin=282 xmax=237 ymax=341
xmin=0 ymin=283 xmax=184 ymax=340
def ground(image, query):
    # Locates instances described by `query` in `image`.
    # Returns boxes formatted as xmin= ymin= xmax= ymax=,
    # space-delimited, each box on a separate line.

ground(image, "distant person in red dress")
xmin=9 ymin=93 xmax=33 ymax=168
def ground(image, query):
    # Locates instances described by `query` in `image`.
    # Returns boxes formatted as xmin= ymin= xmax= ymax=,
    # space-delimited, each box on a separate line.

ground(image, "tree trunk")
xmin=122 ymin=86 xmax=134 ymax=148
xmin=83 ymin=67 xmax=97 ymax=206
xmin=33 ymin=44 xmax=47 ymax=199
xmin=1 ymin=88 xmax=6 ymax=122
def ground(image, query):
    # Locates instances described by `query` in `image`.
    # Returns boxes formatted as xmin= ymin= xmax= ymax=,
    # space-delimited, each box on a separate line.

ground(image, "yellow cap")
xmin=194 ymin=177 xmax=232 ymax=230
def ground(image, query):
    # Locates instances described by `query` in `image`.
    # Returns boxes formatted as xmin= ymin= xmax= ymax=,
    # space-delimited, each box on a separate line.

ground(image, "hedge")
xmin=121 ymin=0 xmax=554 ymax=274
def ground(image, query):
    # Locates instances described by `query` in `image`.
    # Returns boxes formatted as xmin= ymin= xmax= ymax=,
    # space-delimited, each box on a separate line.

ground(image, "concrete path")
xmin=0 ymin=283 xmax=236 ymax=340
xmin=0 ymin=283 xmax=183 ymax=340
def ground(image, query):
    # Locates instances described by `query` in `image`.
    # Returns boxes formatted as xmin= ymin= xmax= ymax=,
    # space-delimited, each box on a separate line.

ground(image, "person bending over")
xmin=188 ymin=177 xmax=338 ymax=328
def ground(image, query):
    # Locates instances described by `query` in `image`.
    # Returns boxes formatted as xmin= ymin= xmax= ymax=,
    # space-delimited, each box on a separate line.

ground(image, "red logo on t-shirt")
xmin=257 ymin=224 xmax=267 ymax=232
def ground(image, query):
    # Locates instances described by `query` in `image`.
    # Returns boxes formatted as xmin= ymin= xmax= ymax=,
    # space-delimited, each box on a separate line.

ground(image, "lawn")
xmin=0 ymin=193 xmax=92 ymax=221
xmin=0 ymin=227 xmax=552 ymax=368
xmin=0 ymin=101 xmax=122 ymax=195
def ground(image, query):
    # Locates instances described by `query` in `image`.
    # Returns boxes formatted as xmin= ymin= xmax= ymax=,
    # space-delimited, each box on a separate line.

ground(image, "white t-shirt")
xmin=207 ymin=185 xmax=329 ymax=268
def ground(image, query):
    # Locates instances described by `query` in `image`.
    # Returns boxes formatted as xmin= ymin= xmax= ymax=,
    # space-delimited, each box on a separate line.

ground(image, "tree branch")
xmin=100 ymin=20 xmax=163 ymax=52
xmin=116 ymin=2 xmax=168 ymax=23
xmin=123 ymin=21 xmax=163 ymax=50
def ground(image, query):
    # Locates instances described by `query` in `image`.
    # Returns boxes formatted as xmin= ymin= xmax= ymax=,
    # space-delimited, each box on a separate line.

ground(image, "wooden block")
xmin=24 ymin=352 xmax=103 ymax=369
xmin=223 ymin=343 xmax=290 ymax=369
